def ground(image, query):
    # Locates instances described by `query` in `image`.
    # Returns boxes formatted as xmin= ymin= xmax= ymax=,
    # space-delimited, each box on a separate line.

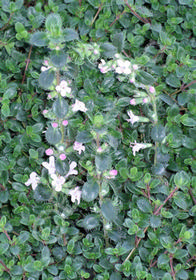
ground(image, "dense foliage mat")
xmin=0 ymin=0 xmax=196 ymax=279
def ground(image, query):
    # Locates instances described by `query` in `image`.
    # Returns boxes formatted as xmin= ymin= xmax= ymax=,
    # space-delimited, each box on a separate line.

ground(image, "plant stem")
xmin=124 ymin=0 xmax=151 ymax=24
xmin=0 ymin=260 xmax=10 ymax=273
xmin=91 ymin=3 xmax=103 ymax=26
xmin=122 ymin=226 xmax=148 ymax=264
xmin=154 ymin=186 xmax=179 ymax=216
xmin=98 ymin=177 xmax=109 ymax=247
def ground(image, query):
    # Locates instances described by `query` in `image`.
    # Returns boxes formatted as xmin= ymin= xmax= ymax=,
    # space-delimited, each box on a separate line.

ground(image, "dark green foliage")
xmin=0 ymin=0 xmax=195 ymax=279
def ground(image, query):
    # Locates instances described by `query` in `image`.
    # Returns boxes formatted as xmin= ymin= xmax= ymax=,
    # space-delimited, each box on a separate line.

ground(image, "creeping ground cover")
xmin=0 ymin=0 xmax=196 ymax=279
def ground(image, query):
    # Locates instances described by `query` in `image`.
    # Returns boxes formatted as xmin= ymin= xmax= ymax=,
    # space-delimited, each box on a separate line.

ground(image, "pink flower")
xmin=109 ymin=170 xmax=118 ymax=176
xmin=94 ymin=50 xmax=99 ymax=55
xmin=62 ymin=120 xmax=68 ymax=126
xmin=132 ymin=64 xmax=138 ymax=70
xmin=45 ymin=148 xmax=53 ymax=156
xmin=52 ymin=122 xmax=58 ymax=128
xmin=129 ymin=78 xmax=135 ymax=83
xmin=97 ymin=147 xmax=103 ymax=153
xmin=149 ymin=86 xmax=155 ymax=94
xmin=130 ymin=99 xmax=136 ymax=105
xmin=48 ymin=94 xmax=52 ymax=99
xmin=59 ymin=154 xmax=66 ymax=160
xmin=105 ymin=169 xmax=118 ymax=179
xmin=73 ymin=141 xmax=85 ymax=155
xmin=43 ymin=109 xmax=48 ymax=114
xmin=44 ymin=60 xmax=49 ymax=66
xmin=143 ymin=98 xmax=148 ymax=104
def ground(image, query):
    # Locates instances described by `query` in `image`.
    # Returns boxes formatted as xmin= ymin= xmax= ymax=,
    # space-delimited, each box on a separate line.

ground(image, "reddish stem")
xmin=154 ymin=186 xmax=179 ymax=216
xmin=181 ymin=80 xmax=196 ymax=91
xmin=22 ymin=45 xmax=33 ymax=85
xmin=189 ymin=188 xmax=196 ymax=205
xmin=0 ymin=183 xmax=6 ymax=191
xmin=124 ymin=1 xmax=151 ymax=24
xmin=0 ymin=260 xmax=10 ymax=273
xmin=91 ymin=4 xmax=103 ymax=26
xmin=109 ymin=10 xmax=126 ymax=27
xmin=3 ymin=230 xmax=11 ymax=241
xmin=169 ymin=254 xmax=176 ymax=279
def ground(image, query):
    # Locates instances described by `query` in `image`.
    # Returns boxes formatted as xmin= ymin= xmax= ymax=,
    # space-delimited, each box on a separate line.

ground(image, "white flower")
xmin=73 ymin=141 xmax=85 ymax=155
xmin=25 ymin=172 xmax=40 ymax=190
xmin=72 ymin=99 xmax=88 ymax=113
xmin=98 ymin=59 xmax=111 ymax=73
xmin=130 ymin=141 xmax=152 ymax=156
xmin=115 ymin=59 xmax=132 ymax=75
xmin=56 ymin=80 xmax=71 ymax=97
xmin=69 ymin=186 xmax=82 ymax=204
xmin=126 ymin=110 xmax=139 ymax=125
xmin=51 ymin=174 xmax=65 ymax=192
xmin=42 ymin=156 xmax=56 ymax=175
xmin=65 ymin=161 xmax=78 ymax=178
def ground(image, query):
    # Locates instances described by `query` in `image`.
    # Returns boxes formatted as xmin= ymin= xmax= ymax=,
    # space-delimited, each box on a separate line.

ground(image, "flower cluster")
xmin=56 ymin=80 xmax=72 ymax=97
xmin=98 ymin=54 xmax=139 ymax=83
xmin=72 ymin=99 xmax=88 ymax=113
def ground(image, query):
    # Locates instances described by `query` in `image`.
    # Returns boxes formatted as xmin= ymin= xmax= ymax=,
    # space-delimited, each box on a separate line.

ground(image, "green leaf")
xmin=64 ymin=28 xmax=79 ymax=41
xmin=174 ymin=192 xmax=188 ymax=210
xmin=176 ymin=270 xmax=189 ymax=280
xmin=76 ymin=130 xmax=93 ymax=143
xmin=101 ymin=43 xmax=117 ymax=58
xmin=110 ymin=272 xmax=122 ymax=280
xmin=157 ymin=254 xmax=169 ymax=265
xmin=50 ymin=51 xmax=67 ymax=68
xmin=101 ymin=199 xmax=117 ymax=222
xmin=166 ymin=74 xmax=181 ymax=88
xmin=15 ymin=22 xmax=25 ymax=33
xmin=178 ymin=0 xmax=193 ymax=6
xmin=30 ymin=32 xmax=49 ymax=47
xmin=3 ymin=83 xmax=17 ymax=99
xmin=10 ymin=265 xmax=23 ymax=276
xmin=45 ymin=13 xmax=62 ymax=32
xmin=52 ymin=97 xmax=68 ymax=119
xmin=174 ymin=171 xmax=190 ymax=188
xmin=95 ymin=154 xmax=111 ymax=172
xmin=180 ymin=114 xmax=196 ymax=126
xmin=39 ymin=70 xmax=55 ymax=89
xmin=0 ymin=243 xmax=9 ymax=255
xmin=83 ymin=78 xmax=95 ymax=95
xmin=151 ymin=125 xmax=166 ymax=142
xmin=82 ymin=180 xmax=99 ymax=202
xmin=1 ymin=101 xmax=10 ymax=118
xmin=82 ymin=215 xmax=99 ymax=230
xmin=45 ymin=127 xmax=62 ymax=145
xmin=67 ymin=239 xmax=75 ymax=254
xmin=112 ymin=32 xmax=124 ymax=52
xmin=12 ymin=182 xmax=26 ymax=192
xmin=174 ymin=249 xmax=188 ymax=259
xmin=150 ymin=215 xmax=161 ymax=228
xmin=138 ymin=71 xmax=155 ymax=85
xmin=33 ymin=260 xmax=43 ymax=272
xmin=18 ymin=231 xmax=30 ymax=243
xmin=137 ymin=198 xmax=152 ymax=213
